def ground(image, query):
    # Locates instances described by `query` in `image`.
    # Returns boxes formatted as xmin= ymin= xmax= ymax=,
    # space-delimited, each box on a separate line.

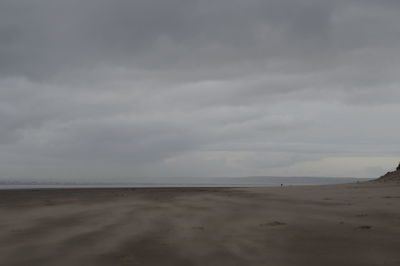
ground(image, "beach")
xmin=0 ymin=182 xmax=399 ymax=266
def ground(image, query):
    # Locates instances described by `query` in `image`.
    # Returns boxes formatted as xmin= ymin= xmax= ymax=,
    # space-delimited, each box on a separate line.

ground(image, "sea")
xmin=0 ymin=176 xmax=371 ymax=190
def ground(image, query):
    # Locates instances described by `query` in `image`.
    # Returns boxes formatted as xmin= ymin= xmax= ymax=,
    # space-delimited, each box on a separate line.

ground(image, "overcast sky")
xmin=1 ymin=0 xmax=399 ymax=182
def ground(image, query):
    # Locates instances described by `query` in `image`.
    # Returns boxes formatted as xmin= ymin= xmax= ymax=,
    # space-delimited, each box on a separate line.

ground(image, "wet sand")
xmin=0 ymin=182 xmax=399 ymax=266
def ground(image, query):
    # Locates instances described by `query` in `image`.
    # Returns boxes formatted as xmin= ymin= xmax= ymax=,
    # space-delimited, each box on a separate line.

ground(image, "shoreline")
xmin=0 ymin=181 xmax=368 ymax=190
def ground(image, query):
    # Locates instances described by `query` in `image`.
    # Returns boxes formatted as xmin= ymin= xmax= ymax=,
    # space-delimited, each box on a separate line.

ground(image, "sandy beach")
xmin=0 ymin=182 xmax=399 ymax=266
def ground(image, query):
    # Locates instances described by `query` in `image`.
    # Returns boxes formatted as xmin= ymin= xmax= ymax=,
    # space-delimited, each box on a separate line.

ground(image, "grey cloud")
xmin=0 ymin=1 xmax=400 ymax=180
xmin=1 ymin=0 xmax=398 ymax=79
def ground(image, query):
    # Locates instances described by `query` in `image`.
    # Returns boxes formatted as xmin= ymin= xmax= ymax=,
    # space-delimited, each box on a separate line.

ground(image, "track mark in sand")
xmin=260 ymin=221 xmax=286 ymax=227
xmin=357 ymin=225 xmax=372 ymax=230
xmin=191 ymin=226 xmax=205 ymax=231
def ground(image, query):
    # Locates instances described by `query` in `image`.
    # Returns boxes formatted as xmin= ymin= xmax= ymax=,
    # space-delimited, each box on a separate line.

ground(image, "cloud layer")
xmin=1 ymin=0 xmax=400 ymax=181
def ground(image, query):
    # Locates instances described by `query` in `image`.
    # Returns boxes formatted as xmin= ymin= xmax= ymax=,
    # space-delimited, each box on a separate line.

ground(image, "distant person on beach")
xmin=397 ymin=162 xmax=400 ymax=171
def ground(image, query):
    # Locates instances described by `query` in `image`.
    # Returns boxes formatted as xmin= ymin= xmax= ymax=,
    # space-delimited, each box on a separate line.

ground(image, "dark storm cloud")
xmin=0 ymin=0 xmax=400 ymax=180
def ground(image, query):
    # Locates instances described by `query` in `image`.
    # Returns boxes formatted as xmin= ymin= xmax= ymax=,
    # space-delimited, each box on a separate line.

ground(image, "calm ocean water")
xmin=0 ymin=183 xmax=274 ymax=190
xmin=0 ymin=177 xmax=370 ymax=190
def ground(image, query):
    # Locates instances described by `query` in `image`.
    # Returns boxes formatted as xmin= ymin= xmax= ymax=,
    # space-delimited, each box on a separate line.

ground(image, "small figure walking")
xmin=396 ymin=162 xmax=400 ymax=171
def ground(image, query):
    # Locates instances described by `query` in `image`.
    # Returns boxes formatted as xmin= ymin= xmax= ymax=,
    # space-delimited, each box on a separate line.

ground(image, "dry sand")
xmin=0 ymin=182 xmax=399 ymax=266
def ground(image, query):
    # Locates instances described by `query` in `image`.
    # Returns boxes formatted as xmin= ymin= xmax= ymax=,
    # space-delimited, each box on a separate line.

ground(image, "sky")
xmin=1 ymin=0 xmax=399 ymax=182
